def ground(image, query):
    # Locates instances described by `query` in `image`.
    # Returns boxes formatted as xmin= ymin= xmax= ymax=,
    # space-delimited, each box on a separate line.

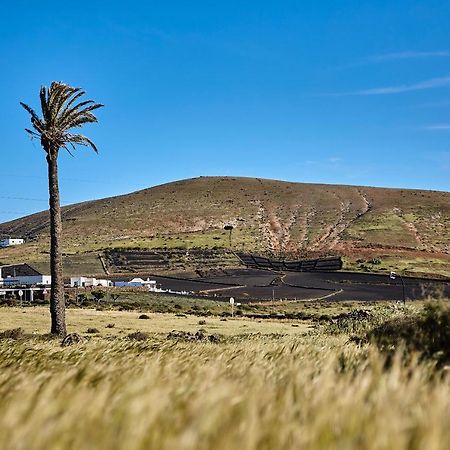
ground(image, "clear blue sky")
xmin=1 ymin=0 xmax=449 ymax=222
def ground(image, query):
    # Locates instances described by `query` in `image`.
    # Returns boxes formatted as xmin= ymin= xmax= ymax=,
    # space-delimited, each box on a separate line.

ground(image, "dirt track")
xmin=139 ymin=269 xmax=450 ymax=302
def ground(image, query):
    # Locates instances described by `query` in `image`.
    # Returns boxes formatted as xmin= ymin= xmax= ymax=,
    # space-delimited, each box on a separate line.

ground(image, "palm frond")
xmin=20 ymin=102 xmax=40 ymax=123
xmin=56 ymin=88 xmax=86 ymax=122
xmin=20 ymin=81 xmax=103 ymax=155
xmin=65 ymin=133 xmax=99 ymax=153
xmin=63 ymin=112 xmax=100 ymax=130
xmin=20 ymin=102 xmax=45 ymax=134
xmin=39 ymin=86 xmax=51 ymax=125
xmin=49 ymin=84 xmax=79 ymax=124
xmin=58 ymin=101 xmax=103 ymax=130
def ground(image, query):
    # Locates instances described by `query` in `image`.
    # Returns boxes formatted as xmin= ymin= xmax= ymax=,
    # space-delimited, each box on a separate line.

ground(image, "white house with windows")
xmin=0 ymin=238 xmax=24 ymax=248
xmin=70 ymin=276 xmax=113 ymax=288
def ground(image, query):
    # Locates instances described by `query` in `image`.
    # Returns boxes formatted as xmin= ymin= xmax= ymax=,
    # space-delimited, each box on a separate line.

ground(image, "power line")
xmin=0 ymin=196 xmax=47 ymax=202
xmin=0 ymin=173 xmax=117 ymax=185
xmin=0 ymin=211 xmax=36 ymax=215
xmin=0 ymin=195 xmax=88 ymax=204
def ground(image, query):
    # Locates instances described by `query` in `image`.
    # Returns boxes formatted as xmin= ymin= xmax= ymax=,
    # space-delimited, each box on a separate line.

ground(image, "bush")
xmin=61 ymin=333 xmax=84 ymax=346
xmin=138 ymin=314 xmax=150 ymax=320
xmin=0 ymin=328 xmax=24 ymax=340
xmin=76 ymin=293 xmax=88 ymax=305
xmin=91 ymin=290 xmax=106 ymax=302
xmin=167 ymin=330 xmax=222 ymax=343
xmin=86 ymin=328 xmax=100 ymax=334
xmin=127 ymin=331 xmax=148 ymax=341
xmin=0 ymin=298 xmax=18 ymax=307
xmin=323 ymin=309 xmax=377 ymax=335
xmin=367 ymin=302 xmax=450 ymax=367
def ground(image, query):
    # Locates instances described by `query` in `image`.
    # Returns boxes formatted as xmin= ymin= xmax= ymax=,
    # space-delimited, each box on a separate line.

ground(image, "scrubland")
xmin=2 ymin=176 xmax=449 ymax=277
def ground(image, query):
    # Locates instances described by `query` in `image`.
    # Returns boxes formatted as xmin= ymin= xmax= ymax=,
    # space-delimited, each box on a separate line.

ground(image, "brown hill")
xmin=0 ymin=176 xmax=449 ymax=277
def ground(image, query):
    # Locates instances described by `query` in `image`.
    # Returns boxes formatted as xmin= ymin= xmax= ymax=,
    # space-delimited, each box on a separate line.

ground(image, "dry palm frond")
xmin=20 ymin=81 xmax=103 ymax=158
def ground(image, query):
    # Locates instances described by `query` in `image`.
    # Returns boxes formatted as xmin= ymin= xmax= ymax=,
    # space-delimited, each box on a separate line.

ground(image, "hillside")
xmin=0 ymin=176 xmax=449 ymax=277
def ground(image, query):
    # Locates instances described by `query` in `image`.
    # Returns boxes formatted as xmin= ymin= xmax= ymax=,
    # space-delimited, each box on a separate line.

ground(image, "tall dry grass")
xmin=0 ymin=332 xmax=449 ymax=450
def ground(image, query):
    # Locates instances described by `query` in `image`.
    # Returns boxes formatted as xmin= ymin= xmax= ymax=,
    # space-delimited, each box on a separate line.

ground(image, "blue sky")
xmin=1 ymin=0 xmax=450 ymax=222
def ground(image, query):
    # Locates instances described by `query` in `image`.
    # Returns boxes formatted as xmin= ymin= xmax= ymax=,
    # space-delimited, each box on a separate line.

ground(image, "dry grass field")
xmin=0 ymin=306 xmax=313 ymax=336
xmin=1 ymin=301 xmax=450 ymax=450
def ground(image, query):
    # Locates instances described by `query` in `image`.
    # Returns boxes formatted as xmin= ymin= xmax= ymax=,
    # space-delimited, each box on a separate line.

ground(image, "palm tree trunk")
xmin=47 ymin=153 xmax=66 ymax=336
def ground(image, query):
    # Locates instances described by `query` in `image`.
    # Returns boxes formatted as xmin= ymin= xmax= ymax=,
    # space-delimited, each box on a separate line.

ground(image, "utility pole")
xmin=224 ymin=224 xmax=234 ymax=249
xmin=390 ymin=271 xmax=406 ymax=304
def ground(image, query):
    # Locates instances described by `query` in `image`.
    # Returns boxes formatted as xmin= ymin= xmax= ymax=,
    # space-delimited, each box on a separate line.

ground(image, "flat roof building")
xmin=0 ymin=238 xmax=24 ymax=248
xmin=70 ymin=277 xmax=113 ymax=288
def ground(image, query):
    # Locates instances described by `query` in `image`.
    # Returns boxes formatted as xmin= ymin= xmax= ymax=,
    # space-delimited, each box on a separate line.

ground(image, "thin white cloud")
xmin=364 ymin=51 xmax=450 ymax=63
xmin=422 ymin=124 xmax=450 ymax=130
xmin=334 ymin=50 xmax=450 ymax=70
xmin=326 ymin=75 xmax=450 ymax=96
xmin=418 ymin=99 xmax=450 ymax=108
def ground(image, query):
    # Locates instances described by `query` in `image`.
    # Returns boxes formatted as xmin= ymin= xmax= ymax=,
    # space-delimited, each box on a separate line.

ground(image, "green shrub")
xmin=91 ymin=290 xmax=106 ymax=302
xmin=368 ymin=302 xmax=450 ymax=367
xmin=324 ymin=309 xmax=378 ymax=335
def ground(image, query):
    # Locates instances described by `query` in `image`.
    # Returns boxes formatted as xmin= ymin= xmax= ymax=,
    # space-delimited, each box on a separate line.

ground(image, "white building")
xmin=114 ymin=278 xmax=157 ymax=289
xmin=70 ymin=276 xmax=113 ymax=288
xmin=0 ymin=275 xmax=51 ymax=286
xmin=0 ymin=264 xmax=51 ymax=287
xmin=0 ymin=238 xmax=24 ymax=248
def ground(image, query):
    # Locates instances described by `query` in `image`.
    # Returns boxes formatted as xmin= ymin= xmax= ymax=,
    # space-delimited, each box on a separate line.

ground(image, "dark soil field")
xmin=120 ymin=268 xmax=450 ymax=302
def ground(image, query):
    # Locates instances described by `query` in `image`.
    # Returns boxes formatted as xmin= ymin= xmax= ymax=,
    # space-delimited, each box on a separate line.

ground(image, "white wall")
xmin=71 ymin=277 xmax=112 ymax=287
xmin=71 ymin=277 xmax=88 ymax=287
xmin=0 ymin=239 xmax=24 ymax=248
xmin=1 ymin=275 xmax=51 ymax=286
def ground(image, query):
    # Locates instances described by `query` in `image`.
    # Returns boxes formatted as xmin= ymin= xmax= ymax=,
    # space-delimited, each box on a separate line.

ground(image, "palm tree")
xmin=20 ymin=82 xmax=103 ymax=336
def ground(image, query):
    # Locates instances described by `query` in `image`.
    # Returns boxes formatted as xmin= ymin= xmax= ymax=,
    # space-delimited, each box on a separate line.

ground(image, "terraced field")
xmin=0 ymin=176 xmax=449 ymax=277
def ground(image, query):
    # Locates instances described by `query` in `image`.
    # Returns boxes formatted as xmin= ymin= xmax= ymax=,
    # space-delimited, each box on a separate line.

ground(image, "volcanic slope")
xmin=0 ymin=176 xmax=449 ymax=277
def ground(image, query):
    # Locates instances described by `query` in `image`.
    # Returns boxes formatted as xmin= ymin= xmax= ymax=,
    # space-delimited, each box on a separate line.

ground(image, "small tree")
xmin=92 ymin=290 xmax=106 ymax=303
xmin=21 ymin=82 xmax=103 ymax=336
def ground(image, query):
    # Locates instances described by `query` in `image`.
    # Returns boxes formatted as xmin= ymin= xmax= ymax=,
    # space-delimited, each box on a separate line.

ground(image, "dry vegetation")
xmin=0 ymin=301 xmax=450 ymax=449
xmin=0 ymin=306 xmax=313 ymax=336
xmin=1 ymin=176 xmax=449 ymax=277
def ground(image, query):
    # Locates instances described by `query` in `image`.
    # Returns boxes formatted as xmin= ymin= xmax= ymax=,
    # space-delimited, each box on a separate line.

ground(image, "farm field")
xmin=1 ymin=176 xmax=449 ymax=278
xmin=1 ymin=301 xmax=450 ymax=450
xmin=102 ymin=268 xmax=450 ymax=302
